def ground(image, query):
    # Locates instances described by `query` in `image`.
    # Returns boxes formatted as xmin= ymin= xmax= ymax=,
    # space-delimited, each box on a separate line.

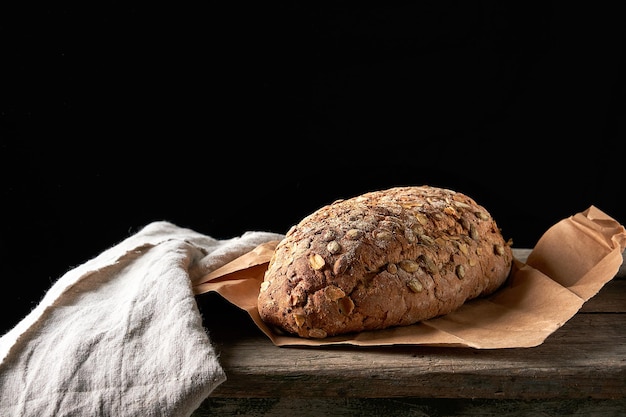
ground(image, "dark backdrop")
xmin=1 ymin=3 xmax=624 ymax=335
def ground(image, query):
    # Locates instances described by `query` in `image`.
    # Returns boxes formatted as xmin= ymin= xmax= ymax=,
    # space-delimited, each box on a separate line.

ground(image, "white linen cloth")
xmin=0 ymin=221 xmax=284 ymax=417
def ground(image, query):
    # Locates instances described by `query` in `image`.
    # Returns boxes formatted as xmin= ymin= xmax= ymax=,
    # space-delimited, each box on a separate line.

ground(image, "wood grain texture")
xmin=205 ymin=312 xmax=625 ymax=400
xmin=193 ymin=248 xmax=626 ymax=416
xmin=193 ymin=398 xmax=626 ymax=417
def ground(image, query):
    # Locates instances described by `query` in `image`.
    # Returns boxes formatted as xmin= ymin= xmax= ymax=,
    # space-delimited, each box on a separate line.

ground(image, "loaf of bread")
xmin=257 ymin=185 xmax=513 ymax=338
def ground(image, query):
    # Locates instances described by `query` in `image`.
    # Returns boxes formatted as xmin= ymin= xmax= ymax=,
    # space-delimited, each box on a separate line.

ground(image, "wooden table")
xmin=192 ymin=249 xmax=626 ymax=416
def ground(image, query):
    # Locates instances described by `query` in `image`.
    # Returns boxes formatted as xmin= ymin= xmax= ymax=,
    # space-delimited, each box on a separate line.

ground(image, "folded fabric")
xmin=0 ymin=221 xmax=284 ymax=417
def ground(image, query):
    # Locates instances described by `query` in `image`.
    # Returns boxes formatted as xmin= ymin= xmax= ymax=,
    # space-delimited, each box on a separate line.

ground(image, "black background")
xmin=1 ymin=3 xmax=624 ymax=335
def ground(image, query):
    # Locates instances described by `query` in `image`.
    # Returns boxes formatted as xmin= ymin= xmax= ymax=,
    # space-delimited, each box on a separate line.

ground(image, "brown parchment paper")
xmin=192 ymin=206 xmax=626 ymax=348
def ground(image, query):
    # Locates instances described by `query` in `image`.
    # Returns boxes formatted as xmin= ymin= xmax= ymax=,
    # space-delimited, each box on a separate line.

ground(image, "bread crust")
xmin=257 ymin=185 xmax=513 ymax=338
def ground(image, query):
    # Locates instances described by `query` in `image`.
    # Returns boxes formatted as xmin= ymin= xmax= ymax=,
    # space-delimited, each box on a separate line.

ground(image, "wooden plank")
xmin=193 ymin=246 xmax=626 ymax=413
xmin=193 ymin=397 xmax=626 ymax=417
xmin=206 ymin=311 xmax=626 ymax=400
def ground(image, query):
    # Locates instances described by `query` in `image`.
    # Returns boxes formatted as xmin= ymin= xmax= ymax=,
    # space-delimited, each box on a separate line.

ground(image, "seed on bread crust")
xmin=258 ymin=185 xmax=513 ymax=339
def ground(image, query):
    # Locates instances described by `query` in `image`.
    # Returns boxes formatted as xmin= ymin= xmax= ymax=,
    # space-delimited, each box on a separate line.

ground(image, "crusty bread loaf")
xmin=258 ymin=185 xmax=513 ymax=338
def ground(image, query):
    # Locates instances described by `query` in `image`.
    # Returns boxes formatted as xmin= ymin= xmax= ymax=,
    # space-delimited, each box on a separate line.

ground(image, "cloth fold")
xmin=0 ymin=221 xmax=284 ymax=417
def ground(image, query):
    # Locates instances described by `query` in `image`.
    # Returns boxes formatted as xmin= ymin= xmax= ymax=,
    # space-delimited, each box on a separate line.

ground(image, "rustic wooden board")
xmin=205 ymin=311 xmax=625 ymax=400
xmin=193 ymin=397 xmax=626 ymax=417
xmin=193 ymin=248 xmax=626 ymax=415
